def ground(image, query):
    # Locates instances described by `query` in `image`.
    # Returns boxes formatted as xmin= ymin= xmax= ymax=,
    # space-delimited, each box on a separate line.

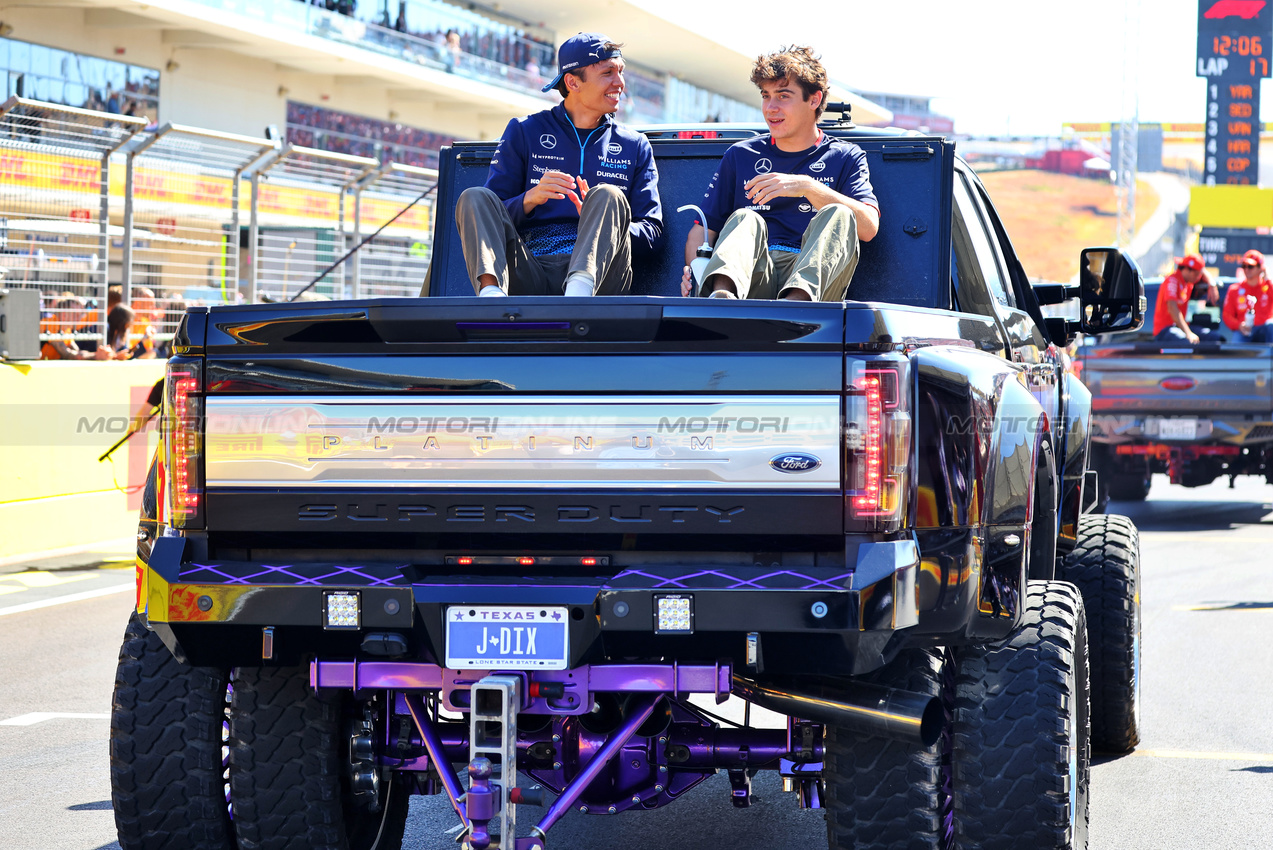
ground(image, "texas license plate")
xmin=444 ymin=606 xmax=569 ymax=670
xmin=1157 ymin=418 xmax=1197 ymax=440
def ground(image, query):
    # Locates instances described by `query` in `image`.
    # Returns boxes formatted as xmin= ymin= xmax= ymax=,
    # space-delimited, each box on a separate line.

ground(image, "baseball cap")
xmin=1242 ymin=249 xmax=1265 ymax=267
xmin=1175 ymin=253 xmax=1211 ymax=284
xmin=541 ymin=33 xmax=622 ymax=93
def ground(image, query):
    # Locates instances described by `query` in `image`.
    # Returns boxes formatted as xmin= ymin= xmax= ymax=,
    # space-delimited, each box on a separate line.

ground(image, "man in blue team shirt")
xmin=455 ymin=33 xmax=662 ymax=297
xmin=682 ymin=45 xmax=879 ymax=300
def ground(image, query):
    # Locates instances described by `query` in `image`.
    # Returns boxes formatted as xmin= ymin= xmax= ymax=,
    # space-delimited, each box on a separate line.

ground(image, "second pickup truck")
xmin=1080 ymin=277 xmax=1273 ymax=503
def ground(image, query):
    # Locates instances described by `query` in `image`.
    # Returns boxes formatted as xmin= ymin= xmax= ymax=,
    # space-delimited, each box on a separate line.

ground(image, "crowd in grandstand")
xmin=287 ymin=102 xmax=454 ymax=169
xmin=0 ymin=35 xmax=161 ymax=129
xmin=296 ymin=0 xmax=555 ymax=79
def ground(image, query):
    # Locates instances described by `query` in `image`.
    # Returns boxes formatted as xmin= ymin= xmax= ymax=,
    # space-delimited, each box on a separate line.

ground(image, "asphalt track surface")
xmin=2 ymin=477 xmax=1271 ymax=850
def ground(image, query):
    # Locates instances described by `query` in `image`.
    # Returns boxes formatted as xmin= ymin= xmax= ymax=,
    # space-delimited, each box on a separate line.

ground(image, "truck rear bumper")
xmin=1091 ymin=414 xmax=1273 ymax=445
xmin=141 ymin=537 xmax=923 ymax=675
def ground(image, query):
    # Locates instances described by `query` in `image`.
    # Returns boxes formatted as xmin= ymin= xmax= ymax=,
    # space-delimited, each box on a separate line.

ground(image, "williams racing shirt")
xmin=701 ymin=133 xmax=878 ymax=251
xmin=485 ymin=103 xmax=662 ymax=256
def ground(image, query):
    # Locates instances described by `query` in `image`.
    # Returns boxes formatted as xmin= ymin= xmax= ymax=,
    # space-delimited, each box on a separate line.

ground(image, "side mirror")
xmin=1078 ymin=247 xmax=1144 ymax=335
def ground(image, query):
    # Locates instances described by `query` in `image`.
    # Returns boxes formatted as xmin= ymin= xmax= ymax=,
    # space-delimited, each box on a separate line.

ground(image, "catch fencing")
xmin=0 ymin=97 xmax=147 ymax=341
xmin=0 ymin=97 xmax=438 ymax=345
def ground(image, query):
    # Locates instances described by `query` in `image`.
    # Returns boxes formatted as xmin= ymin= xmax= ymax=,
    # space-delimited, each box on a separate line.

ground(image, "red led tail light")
xmin=163 ymin=358 xmax=204 ymax=528
xmin=846 ymin=361 xmax=911 ymax=532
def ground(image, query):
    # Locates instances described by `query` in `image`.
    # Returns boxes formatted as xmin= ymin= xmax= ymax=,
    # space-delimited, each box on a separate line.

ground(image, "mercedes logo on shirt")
xmin=540 ymin=134 xmax=558 ymax=149
xmin=799 ymin=203 xmax=813 ymax=213
xmin=754 ymin=158 xmax=772 ymax=174
xmin=810 ymin=159 xmax=826 ymax=172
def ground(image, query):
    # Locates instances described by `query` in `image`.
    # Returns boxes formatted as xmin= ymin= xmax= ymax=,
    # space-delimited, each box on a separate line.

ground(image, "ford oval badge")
xmin=770 ymin=453 xmax=821 ymax=473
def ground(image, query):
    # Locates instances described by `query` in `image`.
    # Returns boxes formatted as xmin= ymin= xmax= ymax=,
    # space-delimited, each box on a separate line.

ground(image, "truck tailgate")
xmin=196 ymin=298 xmax=853 ymax=542
xmin=1083 ymin=342 xmax=1273 ymax=414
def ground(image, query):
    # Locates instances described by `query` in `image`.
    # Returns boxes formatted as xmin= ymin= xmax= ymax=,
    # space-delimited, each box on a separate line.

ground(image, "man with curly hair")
xmin=682 ymin=45 xmax=878 ymax=300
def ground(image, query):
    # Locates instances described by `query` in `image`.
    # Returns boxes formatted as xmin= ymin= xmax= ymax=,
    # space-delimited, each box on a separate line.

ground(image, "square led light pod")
xmin=324 ymin=591 xmax=360 ymax=629
xmin=653 ymin=593 xmax=693 ymax=635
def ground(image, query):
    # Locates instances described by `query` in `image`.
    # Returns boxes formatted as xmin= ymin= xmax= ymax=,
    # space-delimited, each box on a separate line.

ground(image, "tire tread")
xmin=109 ymin=612 xmax=234 ymax=850
xmin=822 ymin=649 xmax=946 ymax=850
xmin=952 ymin=582 xmax=1090 ymax=850
xmin=1059 ymin=513 xmax=1141 ymax=753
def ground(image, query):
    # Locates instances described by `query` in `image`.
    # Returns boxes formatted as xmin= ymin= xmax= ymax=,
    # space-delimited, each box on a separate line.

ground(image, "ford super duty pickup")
xmin=111 ymin=113 xmax=1145 ymax=850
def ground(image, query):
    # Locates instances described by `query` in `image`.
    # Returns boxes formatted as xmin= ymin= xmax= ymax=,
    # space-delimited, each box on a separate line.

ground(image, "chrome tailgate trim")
xmin=205 ymin=395 xmax=842 ymax=490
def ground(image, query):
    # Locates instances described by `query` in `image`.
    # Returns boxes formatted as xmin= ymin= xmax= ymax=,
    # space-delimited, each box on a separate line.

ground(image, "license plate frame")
xmin=1156 ymin=418 xmax=1198 ymax=440
xmin=444 ymin=605 xmax=570 ymax=670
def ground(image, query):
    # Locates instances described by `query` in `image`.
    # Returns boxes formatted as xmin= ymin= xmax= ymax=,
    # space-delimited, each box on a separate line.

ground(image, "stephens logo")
xmin=769 ymin=453 xmax=821 ymax=473
xmin=607 ymin=142 xmax=623 ymax=155
xmin=810 ymin=159 xmax=826 ymax=172
xmin=1203 ymin=0 xmax=1265 ymax=18
xmin=754 ymin=158 xmax=772 ymax=174
xmin=540 ymin=134 xmax=558 ymax=149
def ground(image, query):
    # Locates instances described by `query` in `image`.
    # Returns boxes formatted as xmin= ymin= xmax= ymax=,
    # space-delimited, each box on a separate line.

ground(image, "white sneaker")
xmin=708 ymin=288 xmax=738 ymax=299
xmin=478 ymin=285 xmax=507 ymax=297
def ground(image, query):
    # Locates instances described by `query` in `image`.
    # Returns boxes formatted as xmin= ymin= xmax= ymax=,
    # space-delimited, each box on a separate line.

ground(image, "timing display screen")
xmin=1197 ymin=0 xmax=1272 ymax=183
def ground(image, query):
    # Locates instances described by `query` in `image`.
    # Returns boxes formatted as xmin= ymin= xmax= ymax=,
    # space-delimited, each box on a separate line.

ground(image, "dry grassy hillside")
xmin=977 ymin=170 xmax=1159 ymax=283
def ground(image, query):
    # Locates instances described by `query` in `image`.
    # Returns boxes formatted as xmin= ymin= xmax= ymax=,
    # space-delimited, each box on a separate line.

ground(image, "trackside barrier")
xmin=0 ymin=98 xmax=440 ymax=346
xmin=351 ymin=162 xmax=438 ymax=298
xmin=0 ymin=97 xmax=146 ymax=341
xmin=250 ymin=144 xmax=378 ymax=303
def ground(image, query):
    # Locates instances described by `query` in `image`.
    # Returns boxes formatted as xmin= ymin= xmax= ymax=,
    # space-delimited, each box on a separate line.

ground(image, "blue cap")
xmin=541 ymin=33 xmax=622 ymax=93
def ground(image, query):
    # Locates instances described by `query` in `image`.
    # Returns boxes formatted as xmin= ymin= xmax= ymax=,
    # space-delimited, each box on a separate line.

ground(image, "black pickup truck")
xmin=111 ymin=116 xmax=1145 ymax=850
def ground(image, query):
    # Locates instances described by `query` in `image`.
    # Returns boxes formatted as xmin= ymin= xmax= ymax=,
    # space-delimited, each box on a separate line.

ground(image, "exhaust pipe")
xmin=731 ymin=676 xmax=942 ymax=748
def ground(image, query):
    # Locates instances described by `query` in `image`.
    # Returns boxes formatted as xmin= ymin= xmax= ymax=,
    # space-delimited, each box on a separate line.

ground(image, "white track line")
xmin=1130 ymin=748 xmax=1273 ymax=762
xmin=0 ymin=583 xmax=133 ymax=617
xmin=0 ymin=712 xmax=112 ymax=726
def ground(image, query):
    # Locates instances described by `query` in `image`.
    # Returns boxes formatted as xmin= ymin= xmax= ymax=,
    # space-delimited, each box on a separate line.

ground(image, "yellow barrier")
xmin=0 ymin=359 xmax=166 ymax=562
xmin=1188 ymin=185 xmax=1273 ymax=228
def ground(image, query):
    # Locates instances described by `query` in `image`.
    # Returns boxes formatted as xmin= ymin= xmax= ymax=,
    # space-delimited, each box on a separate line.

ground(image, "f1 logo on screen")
xmin=1204 ymin=1 xmax=1266 ymax=19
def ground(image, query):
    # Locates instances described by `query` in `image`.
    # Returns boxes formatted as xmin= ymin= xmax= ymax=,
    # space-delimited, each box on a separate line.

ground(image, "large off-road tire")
xmin=823 ymin=649 xmax=951 ymax=849
xmin=110 ymin=612 xmax=235 ymax=850
xmin=953 ymin=582 xmax=1090 ymax=850
xmin=228 ymin=666 xmax=408 ymax=850
xmin=1058 ymin=513 xmax=1141 ymax=754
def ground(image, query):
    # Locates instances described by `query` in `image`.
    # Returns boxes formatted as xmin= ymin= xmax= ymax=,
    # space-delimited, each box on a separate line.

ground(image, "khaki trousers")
xmin=455 ymin=184 xmax=633 ymax=295
xmin=699 ymin=204 xmax=860 ymax=300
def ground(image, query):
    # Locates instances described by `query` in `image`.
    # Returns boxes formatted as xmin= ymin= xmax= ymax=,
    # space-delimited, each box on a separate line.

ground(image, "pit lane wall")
xmin=0 ymin=359 xmax=165 ymax=563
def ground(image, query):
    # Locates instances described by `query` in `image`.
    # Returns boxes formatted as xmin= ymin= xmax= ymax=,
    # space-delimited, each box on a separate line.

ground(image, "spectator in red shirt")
xmin=1222 ymin=249 xmax=1273 ymax=342
xmin=1153 ymin=254 xmax=1220 ymax=343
